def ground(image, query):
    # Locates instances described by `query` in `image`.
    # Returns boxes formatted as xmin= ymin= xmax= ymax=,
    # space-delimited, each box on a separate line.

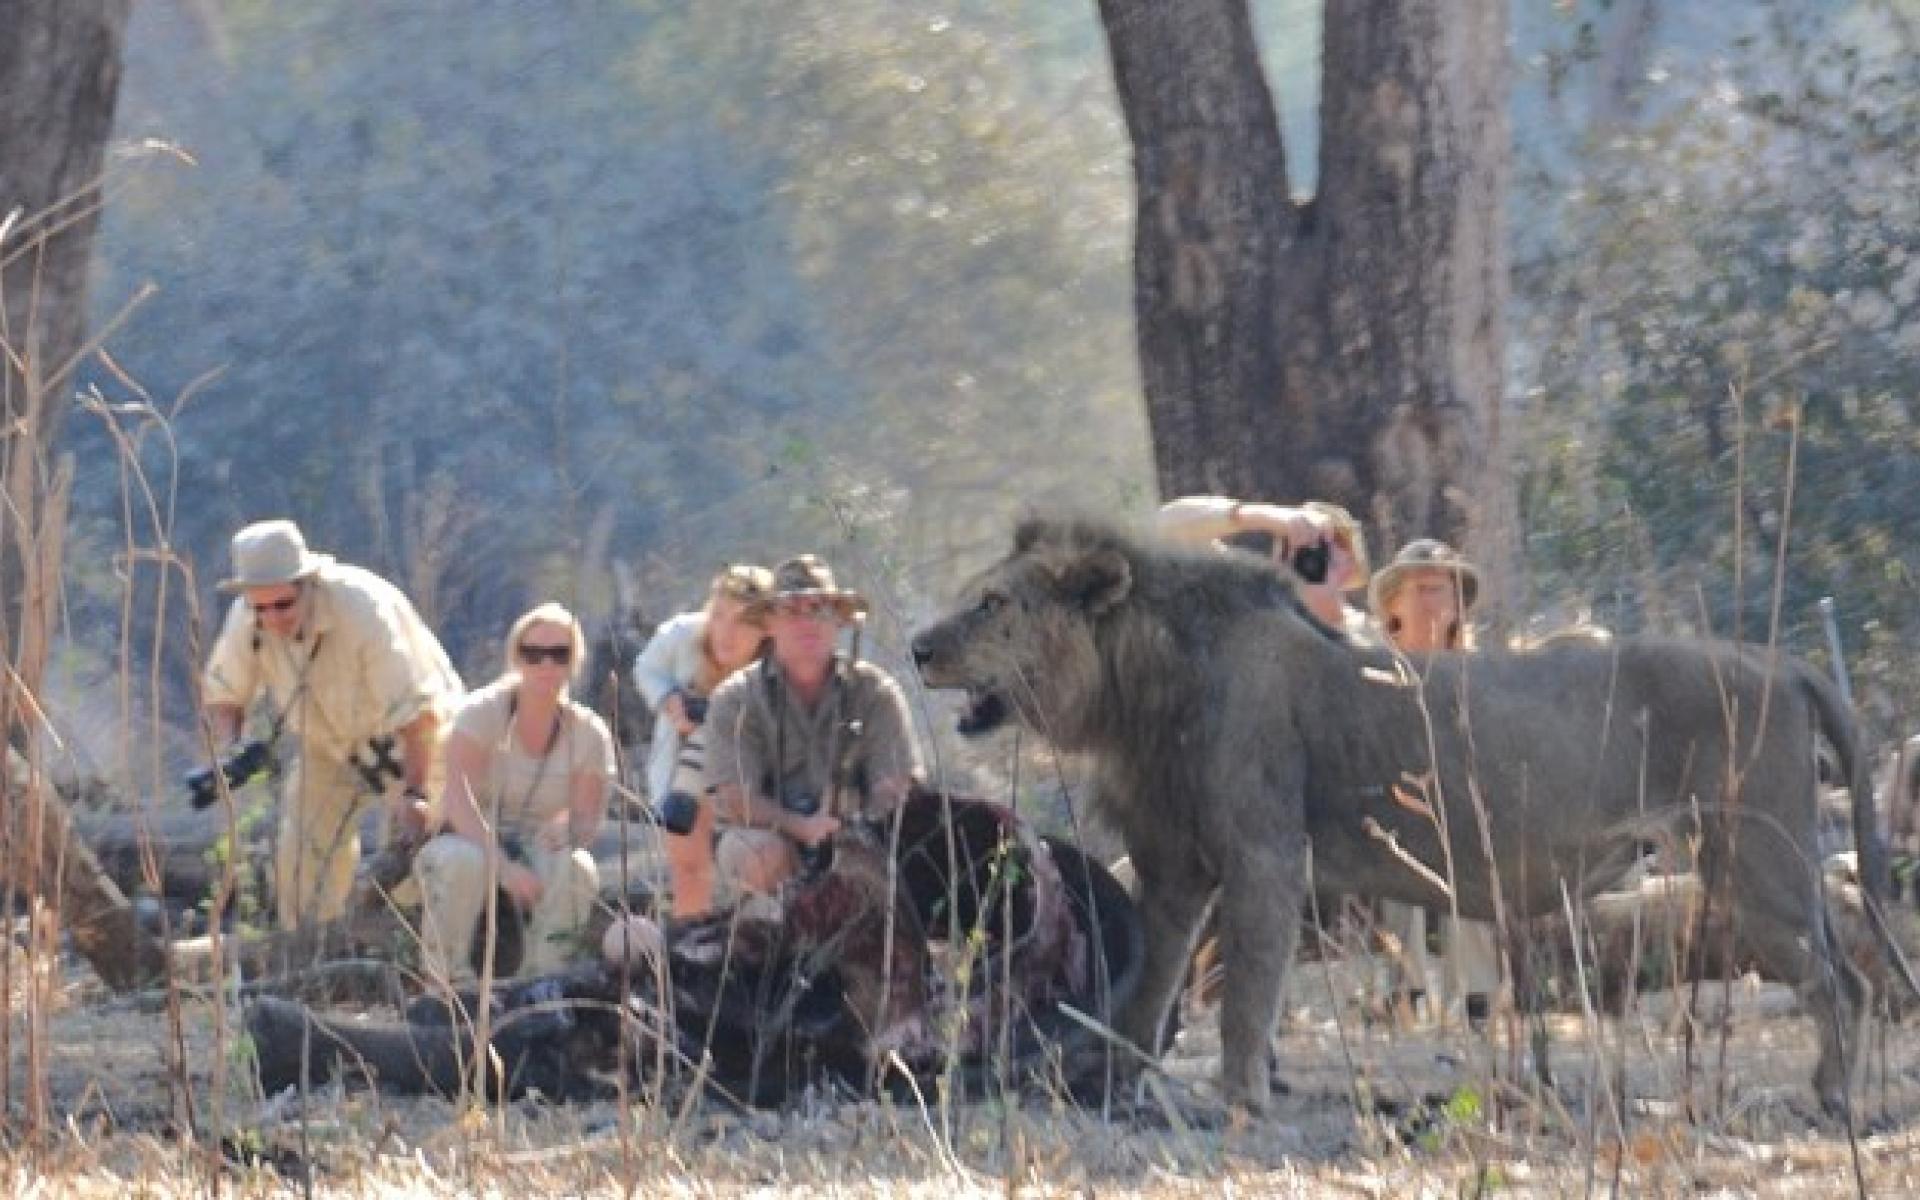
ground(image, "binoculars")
xmin=185 ymin=738 xmax=276 ymax=809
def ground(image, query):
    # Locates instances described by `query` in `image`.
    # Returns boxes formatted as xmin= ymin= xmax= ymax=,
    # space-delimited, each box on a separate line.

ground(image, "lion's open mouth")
xmin=956 ymin=689 xmax=1010 ymax=737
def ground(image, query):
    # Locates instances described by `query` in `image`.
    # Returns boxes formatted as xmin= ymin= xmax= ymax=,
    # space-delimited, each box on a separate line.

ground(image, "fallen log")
xmin=77 ymin=802 xmax=669 ymax=917
xmin=2 ymin=749 xmax=169 ymax=991
xmin=1543 ymin=868 xmax=1920 ymax=1014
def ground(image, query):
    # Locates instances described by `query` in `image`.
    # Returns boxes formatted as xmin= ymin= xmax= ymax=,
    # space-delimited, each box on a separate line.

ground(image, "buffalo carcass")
xmin=246 ymin=789 xmax=1142 ymax=1105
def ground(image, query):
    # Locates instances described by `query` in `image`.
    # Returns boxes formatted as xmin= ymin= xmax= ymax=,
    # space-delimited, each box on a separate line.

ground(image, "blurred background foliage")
xmin=49 ymin=0 xmax=1920 ymax=783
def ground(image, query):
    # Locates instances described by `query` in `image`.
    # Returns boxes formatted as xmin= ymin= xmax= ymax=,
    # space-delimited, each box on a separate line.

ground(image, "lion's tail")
xmin=1802 ymin=663 xmax=1920 ymax=998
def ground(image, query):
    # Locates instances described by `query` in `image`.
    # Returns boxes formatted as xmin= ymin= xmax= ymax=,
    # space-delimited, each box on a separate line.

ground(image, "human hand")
xmin=1234 ymin=503 xmax=1332 ymax=562
xmin=501 ymin=860 xmax=544 ymax=909
xmin=533 ymin=820 xmax=575 ymax=853
xmin=786 ymin=810 xmax=841 ymax=848
xmin=390 ymin=791 xmax=432 ymax=842
xmin=663 ymin=691 xmax=697 ymax=737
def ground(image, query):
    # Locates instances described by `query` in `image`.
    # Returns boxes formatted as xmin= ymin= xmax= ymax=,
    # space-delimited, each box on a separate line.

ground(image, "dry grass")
xmin=11 ymin=939 xmax=1920 ymax=1198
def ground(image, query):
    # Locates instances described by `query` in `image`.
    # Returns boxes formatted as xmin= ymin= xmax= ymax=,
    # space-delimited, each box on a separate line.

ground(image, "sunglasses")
xmin=519 ymin=643 xmax=573 ymax=666
xmin=777 ymin=597 xmax=841 ymax=621
xmin=252 ymin=593 xmax=301 ymax=614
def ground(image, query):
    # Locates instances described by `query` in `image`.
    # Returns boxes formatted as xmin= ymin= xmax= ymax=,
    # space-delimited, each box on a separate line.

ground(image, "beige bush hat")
xmin=1368 ymin=538 xmax=1479 ymax=616
xmin=757 ymin=554 xmax=867 ymax=621
xmin=218 ymin=519 xmax=332 ymax=592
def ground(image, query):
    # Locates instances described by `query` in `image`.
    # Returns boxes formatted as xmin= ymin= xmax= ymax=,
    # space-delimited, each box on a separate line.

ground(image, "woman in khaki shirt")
xmin=415 ymin=603 xmax=616 ymax=983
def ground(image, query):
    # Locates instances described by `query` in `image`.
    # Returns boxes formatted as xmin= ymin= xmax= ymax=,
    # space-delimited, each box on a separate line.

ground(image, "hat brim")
xmin=1368 ymin=561 xmax=1479 ymax=615
xmin=755 ymin=588 xmax=868 ymax=621
xmin=216 ymin=553 xmax=332 ymax=594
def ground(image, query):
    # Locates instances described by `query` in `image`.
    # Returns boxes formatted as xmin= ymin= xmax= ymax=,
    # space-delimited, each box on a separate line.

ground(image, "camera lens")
xmin=656 ymin=792 xmax=701 ymax=837
xmin=1291 ymin=539 xmax=1331 ymax=584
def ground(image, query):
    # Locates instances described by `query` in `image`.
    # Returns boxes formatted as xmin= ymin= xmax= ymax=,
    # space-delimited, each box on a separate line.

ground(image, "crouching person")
xmin=417 ymin=603 xmax=616 ymax=983
xmin=202 ymin=520 xmax=463 ymax=931
xmin=704 ymin=556 xmax=922 ymax=898
xmin=635 ymin=564 xmax=775 ymax=918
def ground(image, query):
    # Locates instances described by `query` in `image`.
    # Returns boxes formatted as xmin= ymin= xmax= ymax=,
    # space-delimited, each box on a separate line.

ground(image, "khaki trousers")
xmin=414 ymin=833 xmax=600 ymax=983
xmin=275 ymin=756 xmax=376 ymax=930
xmin=1380 ymin=900 xmax=1502 ymax=1017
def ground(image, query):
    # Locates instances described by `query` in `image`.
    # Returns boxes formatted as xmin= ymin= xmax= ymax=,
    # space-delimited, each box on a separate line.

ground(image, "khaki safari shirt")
xmin=450 ymin=677 xmax=616 ymax=832
xmin=202 ymin=561 xmax=463 ymax=764
xmin=704 ymin=656 xmax=921 ymax=820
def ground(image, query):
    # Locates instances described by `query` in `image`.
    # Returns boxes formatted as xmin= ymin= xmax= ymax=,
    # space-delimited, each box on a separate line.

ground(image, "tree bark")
xmin=0 ymin=0 xmax=130 ymax=505
xmin=1095 ymin=0 xmax=1303 ymax=502
xmin=1097 ymin=0 xmax=1514 ymax=601
xmin=0 ymin=0 xmax=152 ymax=990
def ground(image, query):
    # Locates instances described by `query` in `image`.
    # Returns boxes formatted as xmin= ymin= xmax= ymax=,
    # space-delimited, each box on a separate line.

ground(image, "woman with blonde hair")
xmin=415 ymin=602 xmax=616 ymax=982
xmin=633 ymin=564 xmax=774 ymax=917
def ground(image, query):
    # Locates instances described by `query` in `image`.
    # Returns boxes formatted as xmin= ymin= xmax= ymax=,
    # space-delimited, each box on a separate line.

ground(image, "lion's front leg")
xmin=1115 ymin=845 xmax=1213 ymax=1061
xmin=1215 ymin=830 xmax=1308 ymax=1114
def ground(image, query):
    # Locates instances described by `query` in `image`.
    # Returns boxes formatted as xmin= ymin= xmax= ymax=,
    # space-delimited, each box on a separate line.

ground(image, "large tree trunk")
xmin=1097 ymin=0 xmax=1513 ymax=600
xmin=0 ymin=0 xmax=154 ymax=989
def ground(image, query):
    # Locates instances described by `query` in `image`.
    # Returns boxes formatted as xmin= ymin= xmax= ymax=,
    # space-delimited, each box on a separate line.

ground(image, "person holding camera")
xmin=632 ymin=564 xmax=775 ymax=918
xmin=413 ymin=603 xmax=617 ymax=983
xmin=200 ymin=519 xmax=463 ymax=931
xmin=1157 ymin=495 xmax=1376 ymax=642
xmin=702 ymin=555 xmax=921 ymax=900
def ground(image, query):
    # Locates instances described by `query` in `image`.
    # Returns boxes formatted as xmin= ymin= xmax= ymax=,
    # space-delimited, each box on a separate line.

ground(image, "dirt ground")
xmin=10 ymin=941 xmax=1920 ymax=1198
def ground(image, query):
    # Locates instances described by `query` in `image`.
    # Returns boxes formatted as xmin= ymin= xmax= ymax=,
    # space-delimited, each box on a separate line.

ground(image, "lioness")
xmin=912 ymin=517 xmax=1893 ymax=1115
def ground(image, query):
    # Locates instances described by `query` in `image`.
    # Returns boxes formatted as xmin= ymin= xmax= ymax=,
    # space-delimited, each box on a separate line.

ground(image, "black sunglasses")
xmin=252 ymin=594 xmax=301 ymax=614
xmin=519 ymin=643 xmax=573 ymax=666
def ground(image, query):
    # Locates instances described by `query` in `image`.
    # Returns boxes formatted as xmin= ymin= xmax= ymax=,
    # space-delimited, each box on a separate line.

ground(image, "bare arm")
xmin=204 ymin=702 xmax=246 ymax=747
xmin=438 ymin=730 xmax=502 ymax=862
xmin=711 ymin=781 xmax=838 ymax=845
xmin=397 ymin=709 xmax=438 ymax=794
xmin=1156 ymin=495 xmax=1330 ymax=554
xmin=866 ymin=774 xmax=913 ymax=817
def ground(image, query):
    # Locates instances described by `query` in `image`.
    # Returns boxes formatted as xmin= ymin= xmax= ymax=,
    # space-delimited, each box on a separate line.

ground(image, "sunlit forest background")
xmin=53 ymin=0 xmax=1920 ymax=785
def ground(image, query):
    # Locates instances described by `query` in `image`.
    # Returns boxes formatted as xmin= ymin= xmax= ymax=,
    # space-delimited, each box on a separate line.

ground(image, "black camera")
xmin=680 ymin=694 xmax=708 ymax=725
xmin=1290 ymin=537 xmax=1331 ymax=585
xmin=185 ymin=739 xmax=275 ymax=809
xmin=781 ymin=787 xmax=833 ymax=876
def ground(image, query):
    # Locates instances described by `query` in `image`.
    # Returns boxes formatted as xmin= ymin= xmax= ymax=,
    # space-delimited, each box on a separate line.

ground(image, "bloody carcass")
xmin=246 ymin=789 xmax=1142 ymax=1105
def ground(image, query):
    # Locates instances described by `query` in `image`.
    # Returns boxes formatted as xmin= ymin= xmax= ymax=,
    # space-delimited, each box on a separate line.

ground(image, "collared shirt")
xmin=449 ymin=676 xmax=615 ymax=832
xmin=1342 ymin=604 xmax=1383 ymax=647
xmin=202 ymin=561 xmax=463 ymax=763
xmin=704 ymin=655 xmax=921 ymax=820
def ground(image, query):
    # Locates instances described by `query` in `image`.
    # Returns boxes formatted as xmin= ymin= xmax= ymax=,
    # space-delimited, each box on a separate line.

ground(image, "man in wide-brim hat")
xmin=1369 ymin=537 xmax=1480 ymax=653
xmin=201 ymin=518 xmax=463 ymax=930
xmin=704 ymin=554 xmax=921 ymax=899
xmin=1369 ymin=535 xmax=1499 ymax=1029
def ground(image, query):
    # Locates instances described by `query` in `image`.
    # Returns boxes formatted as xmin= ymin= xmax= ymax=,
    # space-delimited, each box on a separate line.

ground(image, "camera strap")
xmin=252 ymin=631 xmax=323 ymax=766
xmin=489 ymin=686 xmax=568 ymax=831
xmin=766 ymin=653 xmax=852 ymax=817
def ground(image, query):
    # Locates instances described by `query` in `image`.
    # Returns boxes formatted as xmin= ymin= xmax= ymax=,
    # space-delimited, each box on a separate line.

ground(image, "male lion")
xmin=912 ymin=517 xmax=1896 ymax=1116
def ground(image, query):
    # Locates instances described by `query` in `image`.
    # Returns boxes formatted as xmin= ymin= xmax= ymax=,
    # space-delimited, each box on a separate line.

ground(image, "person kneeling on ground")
xmin=703 ymin=555 xmax=922 ymax=898
xmin=416 ymin=603 xmax=616 ymax=983
xmin=633 ymin=564 xmax=775 ymax=919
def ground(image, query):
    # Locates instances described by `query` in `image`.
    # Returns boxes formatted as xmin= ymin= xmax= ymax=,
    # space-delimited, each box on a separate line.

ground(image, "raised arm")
xmin=1156 ymin=495 xmax=1331 ymax=555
